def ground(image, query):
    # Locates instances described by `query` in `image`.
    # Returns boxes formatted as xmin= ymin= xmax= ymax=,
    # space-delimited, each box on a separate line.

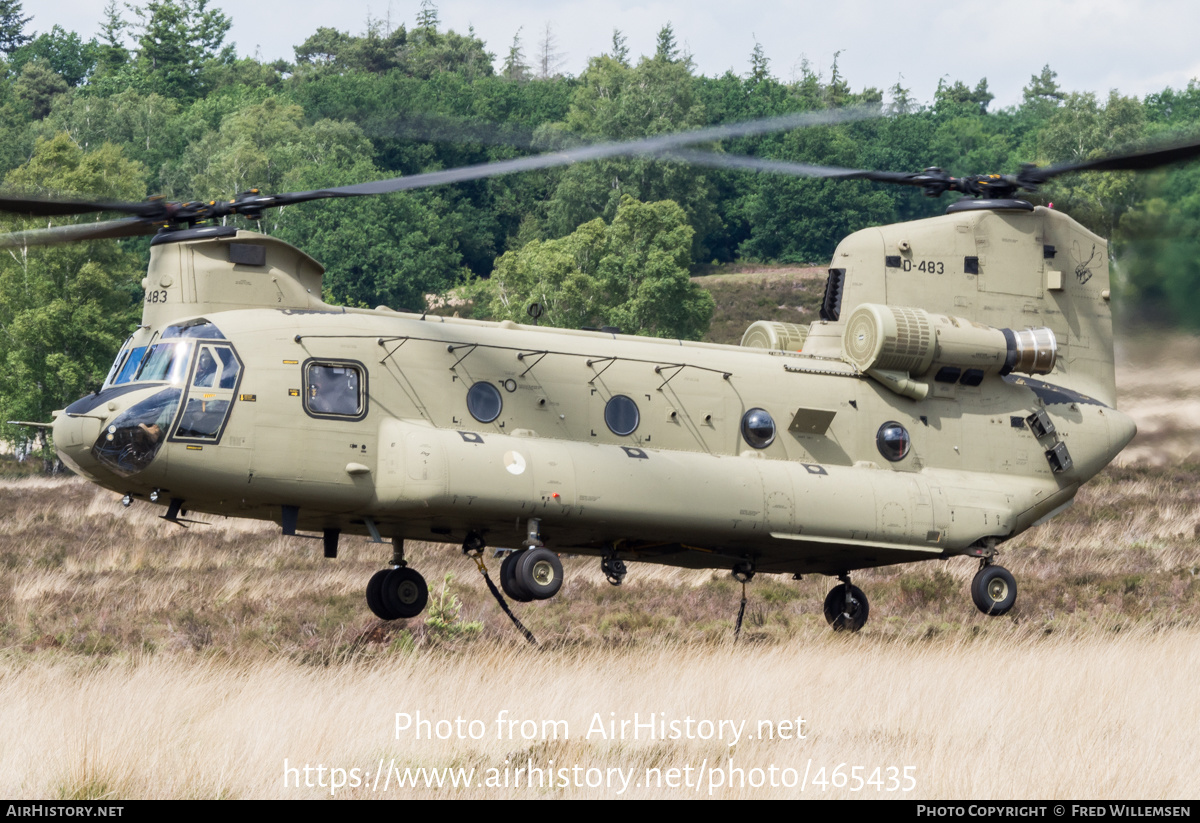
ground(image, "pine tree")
xmin=415 ymin=0 xmax=439 ymax=32
xmin=0 ymin=0 xmax=32 ymax=54
xmin=654 ymin=23 xmax=678 ymax=62
xmin=748 ymin=37 xmax=769 ymax=83
xmin=502 ymin=27 xmax=528 ymax=81
xmin=610 ymin=29 xmax=629 ymax=66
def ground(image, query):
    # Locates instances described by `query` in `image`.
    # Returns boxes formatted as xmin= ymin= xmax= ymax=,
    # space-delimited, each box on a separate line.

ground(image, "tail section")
xmin=820 ymin=203 xmax=1116 ymax=405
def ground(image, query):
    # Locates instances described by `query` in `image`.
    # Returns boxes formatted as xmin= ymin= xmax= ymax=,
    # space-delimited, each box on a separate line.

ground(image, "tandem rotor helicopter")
xmin=4 ymin=109 xmax=1196 ymax=633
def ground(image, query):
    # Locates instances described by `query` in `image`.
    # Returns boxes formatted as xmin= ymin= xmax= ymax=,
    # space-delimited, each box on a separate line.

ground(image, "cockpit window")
xmin=193 ymin=346 xmax=242 ymax=389
xmin=92 ymin=388 xmax=181 ymax=476
xmin=114 ymin=347 xmax=149 ymax=384
xmin=170 ymin=343 xmax=243 ymax=444
xmin=137 ymin=341 xmax=193 ymax=384
xmin=163 ymin=320 xmax=226 ymax=340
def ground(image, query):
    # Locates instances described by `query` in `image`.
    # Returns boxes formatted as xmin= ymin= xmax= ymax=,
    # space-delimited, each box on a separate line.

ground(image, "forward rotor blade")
xmin=0 ymin=217 xmax=160 ymax=248
xmin=267 ymin=105 xmax=884 ymax=206
xmin=0 ymin=194 xmax=164 ymax=219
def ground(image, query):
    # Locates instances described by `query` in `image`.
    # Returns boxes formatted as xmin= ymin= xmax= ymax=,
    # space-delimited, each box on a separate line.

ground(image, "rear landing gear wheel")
xmin=601 ymin=556 xmax=627 ymax=586
xmin=381 ymin=567 xmax=428 ymax=619
xmin=500 ymin=551 xmax=534 ymax=602
xmin=517 ymin=548 xmax=563 ymax=600
xmin=971 ymin=564 xmax=1017 ymax=615
xmin=824 ymin=583 xmax=869 ymax=632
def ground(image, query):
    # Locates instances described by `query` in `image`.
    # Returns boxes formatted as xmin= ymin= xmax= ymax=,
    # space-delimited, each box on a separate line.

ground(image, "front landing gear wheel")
xmin=824 ymin=583 xmax=869 ymax=632
xmin=381 ymin=567 xmax=428 ymax=619
xmin=971 ymin=565 xmax=1017 ymax=615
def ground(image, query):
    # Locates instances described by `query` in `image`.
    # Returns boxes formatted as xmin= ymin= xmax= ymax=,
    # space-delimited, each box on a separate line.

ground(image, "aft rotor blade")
xmin=660 ymin=148 xmax=965 ymax=194
xmin=0 ymin=217 xmax=160 ymax=248
xmin=1022 ymin=135 xmax=1200 ymax=186
xmin=660 ymin=149 xmax=891 ymax=180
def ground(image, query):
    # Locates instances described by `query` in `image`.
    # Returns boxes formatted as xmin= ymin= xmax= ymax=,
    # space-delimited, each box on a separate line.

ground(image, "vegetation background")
xmin=0 ymin=0 xmax=1198 ymax=800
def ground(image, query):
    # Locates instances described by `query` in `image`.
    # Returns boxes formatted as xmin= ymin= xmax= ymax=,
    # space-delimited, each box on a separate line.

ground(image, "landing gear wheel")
xmin=823 ymin=583 xmax=869 ymax=632
xmin=601 ymin=556 xmax=627 ymax=586
xmin=971 ymin=565 xmax=1017 ymax=615
xmin=517 ymin=548 xmax=564 ymax=600
xmin=366 ymin=569 xmax=393 ymax=620
xmin=381 ymin=567 xmax=428 ymax=619
xmin=500 ymin=551 xmax=534 ymax=602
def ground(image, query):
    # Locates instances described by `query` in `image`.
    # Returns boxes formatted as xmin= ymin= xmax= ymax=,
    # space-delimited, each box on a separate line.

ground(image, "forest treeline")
xmin=2 ymin=0 xmax=1200 ymax=442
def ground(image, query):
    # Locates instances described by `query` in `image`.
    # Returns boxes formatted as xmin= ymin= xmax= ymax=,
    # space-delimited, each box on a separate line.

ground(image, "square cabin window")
xmin=305 ymin=362 xmax=366 ymax=419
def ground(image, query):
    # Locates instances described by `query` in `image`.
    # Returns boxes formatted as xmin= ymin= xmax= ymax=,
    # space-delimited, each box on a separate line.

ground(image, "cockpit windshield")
xmin=136 ymin=340 xmax=194 ymax=384
xmin=103 ymin=343 xmax=150 ymax=388
xmin=103 ymin=321 xmax=228 ymax=389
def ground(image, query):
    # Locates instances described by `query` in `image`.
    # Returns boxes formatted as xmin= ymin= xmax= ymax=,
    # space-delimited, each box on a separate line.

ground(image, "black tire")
xmin=381 ymin=567 xmax=428 ymax=619
xmin=500 ymin=551 xmax=534 ymax=602
xmin=823 ymin=583 xmax=869 ymax=632
xmin=971 ymin=565 xmax=1017 ymax=616
xmin=366 ymin=568 xmax=394 ymax=620
xmin=517 ymin=548 xmax=564 ymax=601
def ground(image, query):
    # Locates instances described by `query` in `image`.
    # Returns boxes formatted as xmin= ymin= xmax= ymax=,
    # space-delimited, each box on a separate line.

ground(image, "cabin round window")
xmin=466 ymin=381 xmax=503 ymax=423
xmin=876 ymin=421 xmax=911 ymax=462
xmin=741 ymin=408 xmax=776 ymax=449
xmin=604 ymin=395 xmax=640 ymax=436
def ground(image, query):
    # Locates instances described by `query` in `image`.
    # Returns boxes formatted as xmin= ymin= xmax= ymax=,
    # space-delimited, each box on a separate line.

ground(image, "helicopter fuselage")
xmin=51 ymin=204 xmax=1135 ymax=579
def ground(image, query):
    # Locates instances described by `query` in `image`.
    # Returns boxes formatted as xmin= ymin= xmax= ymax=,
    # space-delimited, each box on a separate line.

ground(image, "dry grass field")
xmin=1 ymin=305 xmax=1197 ymax=799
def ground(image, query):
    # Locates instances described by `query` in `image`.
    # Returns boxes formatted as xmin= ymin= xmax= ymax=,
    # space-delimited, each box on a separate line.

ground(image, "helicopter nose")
xmin=52 ymin=411 xmax=105 ymax=479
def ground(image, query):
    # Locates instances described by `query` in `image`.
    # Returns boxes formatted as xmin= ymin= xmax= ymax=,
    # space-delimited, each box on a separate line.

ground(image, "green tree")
xmin=95 ymin=0 xmax=130 ymax=76
xmin=13 ymin=58 xmax=67 ymax=119
xmin=1036 ymin=90 xmax=1145 ymax=239
xmin=546 ymin=50 xmax=718 ymax=258
xmin=748 ymin=38 xmax=769 ymax=84
xmin=10 ymin=25 xmax=100 ymax=86
xmin=0 ymin=0 xmax=31 ymax=54
xmin=654 ymin=23 xmax=679 ymax=63
xmin=933 ymin=77 xmax=993 ymax=117
xmin=610 ymin=29 xmax=629 ymax=67
xmin=132 ymin=0 xmax=234 ymax=99
xmin=0 ymin=134 xmax=147 ymax=463
xmin=483 ymin=196 xmax=712 ymax=339
xmin=1021 ymin=64 xmax=1065 ymax=121
xmin=502 ymin=28 xmax=529 ymax=81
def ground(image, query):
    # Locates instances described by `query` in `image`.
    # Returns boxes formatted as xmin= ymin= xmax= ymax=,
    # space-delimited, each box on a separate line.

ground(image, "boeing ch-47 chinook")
xmin=5 ymin=111 xmax=1194 ymax=633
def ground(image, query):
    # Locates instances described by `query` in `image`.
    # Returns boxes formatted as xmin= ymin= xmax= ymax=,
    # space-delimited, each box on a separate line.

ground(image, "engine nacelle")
xmin=740 ymin=320 xmax=809 ymax=351
xmin=843 ymin=303 xmax=1057 ymax=397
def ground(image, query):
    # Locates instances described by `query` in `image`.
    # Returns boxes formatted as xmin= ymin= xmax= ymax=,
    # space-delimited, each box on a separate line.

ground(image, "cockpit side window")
xmin=169 ymin=343 xmax=243 ymax=444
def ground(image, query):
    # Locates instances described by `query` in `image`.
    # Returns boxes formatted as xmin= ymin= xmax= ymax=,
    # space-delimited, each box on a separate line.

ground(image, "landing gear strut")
xmin=971 ymin=560 xmax=1017 ymax=615
xmin=823 ymin=574 xmax=869 ymax=632
xmin=366 ymin=539 xmax=429 ymax=620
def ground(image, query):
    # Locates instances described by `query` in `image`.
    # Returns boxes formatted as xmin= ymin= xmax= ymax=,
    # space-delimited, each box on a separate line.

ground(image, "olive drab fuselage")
xmin=52 ymin=203 xmax=1135 ymax=578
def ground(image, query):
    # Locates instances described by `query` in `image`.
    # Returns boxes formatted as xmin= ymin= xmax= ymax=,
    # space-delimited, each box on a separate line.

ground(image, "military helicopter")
xmin=3 ymin=110 xmax=1195 ymax=633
